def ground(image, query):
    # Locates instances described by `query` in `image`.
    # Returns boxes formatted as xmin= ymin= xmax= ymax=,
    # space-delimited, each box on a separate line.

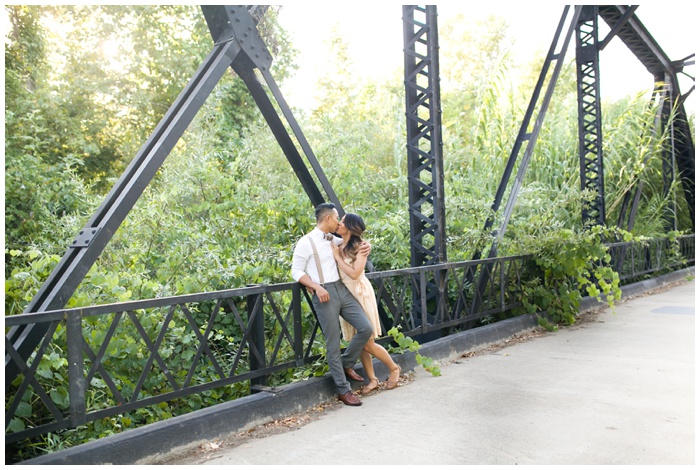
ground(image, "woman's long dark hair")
xmin=342 ymin=213 xmax=366 ymax=260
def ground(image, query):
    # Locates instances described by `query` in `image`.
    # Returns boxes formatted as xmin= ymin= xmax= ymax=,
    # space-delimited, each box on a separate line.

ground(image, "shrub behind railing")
xmin=5 ymin=253 xmax=530 ymax=460
xmin=4 ymin=234 xmax=694 ymax=461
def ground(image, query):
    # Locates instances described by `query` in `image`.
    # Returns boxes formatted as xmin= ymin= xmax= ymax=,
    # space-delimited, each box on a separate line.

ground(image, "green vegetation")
xmin=4 ymin=5 xmax=693 ymax=461
xmin=387 ymin=327 xmax=442 ymax=376
xmin=518 ymin=225 xmax=625 ymax=330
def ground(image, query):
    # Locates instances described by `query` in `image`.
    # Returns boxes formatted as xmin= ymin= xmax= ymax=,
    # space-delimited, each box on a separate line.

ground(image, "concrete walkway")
xmin=167 ymin=278 xmax=695 ymax=466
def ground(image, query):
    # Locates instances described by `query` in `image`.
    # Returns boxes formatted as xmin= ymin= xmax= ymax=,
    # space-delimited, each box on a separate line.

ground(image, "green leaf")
xmin=8 ymin=418 xmax=26 ymax=433
xmin=50 ymin=386 xmax=70 ymax=409
xmin=36 ymin=368 xmax=54 ymax=380
xmin=15 ymin=401 xmax=33 ymax=418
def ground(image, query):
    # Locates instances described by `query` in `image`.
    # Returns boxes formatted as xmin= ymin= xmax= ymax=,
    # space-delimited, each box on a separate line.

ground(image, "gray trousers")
xmin=312 ymin=281 xmax=373 ymax=394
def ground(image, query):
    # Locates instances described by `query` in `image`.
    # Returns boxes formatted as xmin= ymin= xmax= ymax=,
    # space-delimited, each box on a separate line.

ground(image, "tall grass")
xmin=8 ymin=55 xmax=692 ymax=313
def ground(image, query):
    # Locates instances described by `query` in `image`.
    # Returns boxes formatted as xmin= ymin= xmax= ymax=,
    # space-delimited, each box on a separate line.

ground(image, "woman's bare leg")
xmin=363 ymin=339 xmax=401 ymax=389
xmin=360 ymin=349 xmax=375 ymax=380
xmin=360 ymin=338 xmax=401 ymax=393
xmin=363 ymin=338 xmax=399 ymax=374
xmin=359 ymin=348 xmax=378 ymax=393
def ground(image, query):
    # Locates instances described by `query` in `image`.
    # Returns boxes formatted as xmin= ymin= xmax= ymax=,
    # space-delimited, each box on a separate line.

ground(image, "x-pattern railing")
xmin=366 ymin=254 xmax=528 ymax=336
xmin=608 ymin=234 xmax=695 ymax=282
xmin=5 ymin=237 xmax=694 ymax=445
xmin=5 ymin=284 xmax=326 ymax=444
xmin=5 ymin=254 xmax=528 ymax=444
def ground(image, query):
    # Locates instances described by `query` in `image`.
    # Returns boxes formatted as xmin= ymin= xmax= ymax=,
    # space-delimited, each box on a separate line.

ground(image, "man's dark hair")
xmin=314 ymin=203 xmax=336 ymax=223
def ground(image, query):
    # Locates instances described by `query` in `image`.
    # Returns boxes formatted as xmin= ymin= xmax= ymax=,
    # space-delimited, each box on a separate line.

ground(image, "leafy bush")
xmin=516 ymin=225 xmax=625 ymax=329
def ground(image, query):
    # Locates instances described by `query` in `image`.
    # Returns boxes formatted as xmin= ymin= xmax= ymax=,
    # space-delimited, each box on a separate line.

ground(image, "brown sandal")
xmin=386 ymin=365 xmax=401 ymax=390
xmin=360 ymin=377 xmax=380 ymax=394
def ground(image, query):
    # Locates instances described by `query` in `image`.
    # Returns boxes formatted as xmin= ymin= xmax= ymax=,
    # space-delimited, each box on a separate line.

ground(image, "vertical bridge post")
xmin=576 ymin=5 xmax=606 ymax=228
xmin=402 ymin=5 xmax=448 ymax=330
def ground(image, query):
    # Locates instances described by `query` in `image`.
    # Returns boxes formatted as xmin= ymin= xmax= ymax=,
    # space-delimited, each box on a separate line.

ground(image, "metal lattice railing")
xmin=5 ymin=236 xmax=694 ymax=446
xmin=608 ymin=234 xmax=695 ymax=283
xmin=5 ymin=254 xmax=529 ymax=445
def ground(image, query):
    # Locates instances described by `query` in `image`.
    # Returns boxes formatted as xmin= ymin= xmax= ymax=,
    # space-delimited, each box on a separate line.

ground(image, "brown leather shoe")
xmin=337 ymin=391 xmax=362 ymax=406
xmin=344 ymin=367 xmax=364 ymax=382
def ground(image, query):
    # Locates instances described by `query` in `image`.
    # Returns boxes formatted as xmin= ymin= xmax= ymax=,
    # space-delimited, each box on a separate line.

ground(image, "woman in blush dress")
xmin=331 ymin=213 xmax=401 ymax=393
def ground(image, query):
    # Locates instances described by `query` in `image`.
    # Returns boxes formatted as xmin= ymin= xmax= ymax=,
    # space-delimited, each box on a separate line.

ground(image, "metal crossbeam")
xmin=598 ymin=5 xmax=674 ymax=76
xmin=6 ymin=6 xmax=338 ymax=385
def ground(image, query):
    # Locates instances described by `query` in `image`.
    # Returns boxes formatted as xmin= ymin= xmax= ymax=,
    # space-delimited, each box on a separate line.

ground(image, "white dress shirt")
xmin=291 ymin=228 xmax=342 ymax=284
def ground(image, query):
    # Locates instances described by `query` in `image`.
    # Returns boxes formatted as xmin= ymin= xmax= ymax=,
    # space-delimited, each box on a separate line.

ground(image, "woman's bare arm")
xmin=332 ymin=244 xmax=367 ymax=280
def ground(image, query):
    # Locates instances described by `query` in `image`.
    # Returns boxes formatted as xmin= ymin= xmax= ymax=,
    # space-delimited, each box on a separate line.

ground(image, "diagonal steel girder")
xmin=455 ymin=6 xmax=581 ymax=320
xmin=598 ymin=5 xmax=675 ymax=76
xmin=598 ymin=5 xmax=694 ymax=230
xmin=6 ymin=5 xmax=340 ymax=384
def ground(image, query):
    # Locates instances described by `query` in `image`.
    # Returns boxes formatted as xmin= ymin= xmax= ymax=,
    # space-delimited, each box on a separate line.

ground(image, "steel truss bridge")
xmin=5 ymin=5 xmax=695 ymax=451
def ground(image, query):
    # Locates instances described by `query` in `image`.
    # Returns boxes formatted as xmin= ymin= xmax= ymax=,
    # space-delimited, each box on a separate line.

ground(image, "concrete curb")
xmin=18 ymin=267 xmax=694 ymax=465
xmin=19 ymin=376 xmax=340 ymax=465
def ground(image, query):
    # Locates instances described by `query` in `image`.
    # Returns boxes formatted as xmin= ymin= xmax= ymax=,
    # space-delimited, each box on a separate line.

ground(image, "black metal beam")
xmin=654 ymin=71 xmax=695 ymax=232
xmin=6 ymin=39 xmax=243 ymax=383
xmin=232 ymin=56 xmax=326 ymax=207
xmin=403 ymin=5 xmax=447 ymax=267
xmin=202 ymin=5 xmax=341 ymax=212
xmin=598 ymin=5 xmax=675 ymax=76
xmin=258 ymin=69 xmax=343 ymax=212
xmin=461 ymin=6 xmax=581 ymax=319
xmin=402 ymin=5 xmax=447 ymax=333
xmin=654 ymin=73 xmax=678 ymax=231
xmin=576 ymin=5 xmax=606 ymax=227
xmin=598 ymin=5 xmax=637 ymax=51
xmin=7 ymin=5 xmax=338 ymax=384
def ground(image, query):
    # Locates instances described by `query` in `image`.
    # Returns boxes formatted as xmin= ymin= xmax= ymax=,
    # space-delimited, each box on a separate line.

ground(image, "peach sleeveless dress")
xmin=338 ymin=255 xmax=382 ymax=341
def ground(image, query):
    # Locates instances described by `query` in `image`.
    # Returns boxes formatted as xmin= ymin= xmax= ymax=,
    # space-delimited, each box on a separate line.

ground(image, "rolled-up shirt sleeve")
xmin=291 ymin=237 xmax=310 ymax=283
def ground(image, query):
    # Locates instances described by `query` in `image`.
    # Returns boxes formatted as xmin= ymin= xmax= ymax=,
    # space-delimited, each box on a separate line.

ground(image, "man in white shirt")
xmin=291 ymin=203 xmax=373 ymax=406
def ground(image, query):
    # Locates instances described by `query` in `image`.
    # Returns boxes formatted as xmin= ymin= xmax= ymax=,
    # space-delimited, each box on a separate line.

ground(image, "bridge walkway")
xmin=151 ymin=277 xmax=695 ymax=465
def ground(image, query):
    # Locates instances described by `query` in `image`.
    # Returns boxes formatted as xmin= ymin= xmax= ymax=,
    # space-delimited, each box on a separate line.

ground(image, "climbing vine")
xmin=518 ymin=225 xmax=626 ymax=330
xmin=387 ymin=327 xmax=442 ymax=376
